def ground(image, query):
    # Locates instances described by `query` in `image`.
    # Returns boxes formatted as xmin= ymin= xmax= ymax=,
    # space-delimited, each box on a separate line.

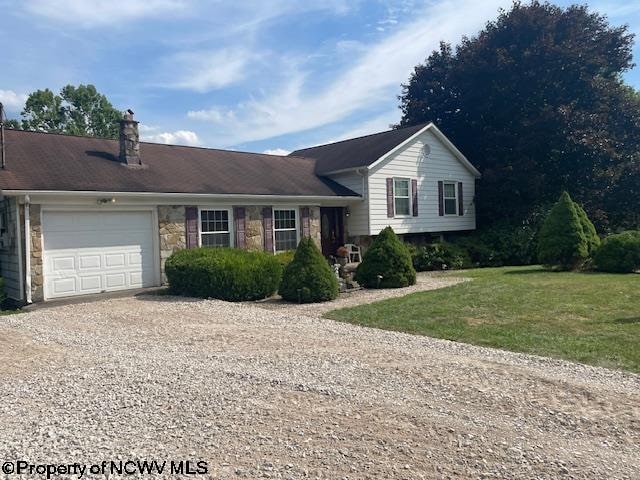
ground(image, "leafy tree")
xmin=279 ymin=238 xmax=339 ymax=303
xmin=21 ymin=84 xmax=121 ymax=138
xmin=537 ymin=192 xmax=589 ymax=270
xmin=355 ymin=227 xmax=416 ymax=288
xmin=3 ymin=119 xmax=22 ymax=129
xmin=397 ymin=1 xmax=639 ymax=232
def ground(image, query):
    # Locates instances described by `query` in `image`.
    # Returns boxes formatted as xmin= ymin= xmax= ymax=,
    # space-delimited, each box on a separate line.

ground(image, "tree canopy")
xmin=16 ymin=84 xmax=121 ymax=139
xmin=397 ymin=1 xmax=640 ymax=231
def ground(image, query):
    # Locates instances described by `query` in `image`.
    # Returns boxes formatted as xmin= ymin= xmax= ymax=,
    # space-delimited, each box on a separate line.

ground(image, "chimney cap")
xmin=123 ymin=109 xmax=135 ymax=121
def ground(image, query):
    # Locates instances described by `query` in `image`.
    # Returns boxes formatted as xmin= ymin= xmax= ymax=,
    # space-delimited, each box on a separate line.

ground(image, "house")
xmin=0 ymin=113 xmax=480 ymax=303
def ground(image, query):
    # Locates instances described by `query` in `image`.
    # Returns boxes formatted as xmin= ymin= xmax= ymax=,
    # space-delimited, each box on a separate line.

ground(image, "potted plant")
xmin=336 ymin=246 xmax=349 ymax=266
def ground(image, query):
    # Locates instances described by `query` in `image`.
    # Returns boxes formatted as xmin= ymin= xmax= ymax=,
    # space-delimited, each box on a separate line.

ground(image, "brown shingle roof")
xmin=0 ymin=129 xmax=358 ymax=197
xmin=290 ymin=122 xmax=429 ymax=174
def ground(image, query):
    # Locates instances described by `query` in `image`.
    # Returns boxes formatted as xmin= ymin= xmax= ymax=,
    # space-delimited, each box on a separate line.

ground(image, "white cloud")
xmin=189 ymin=0 xmax=505 ymax=146
xmin=24 ymin=0 xmax=186 ymax=26
xmin=0 ymin=90 xmax=27 ymax=111
xmin=142 ymin=130 xmax=200 ymax=146
xmin=187 ymin=108 xmax=236 ymax=123
xmin=263 ymin=148 xmax=290 ymax=156
xmin=158 ymin=49 xmax=252 ymax=92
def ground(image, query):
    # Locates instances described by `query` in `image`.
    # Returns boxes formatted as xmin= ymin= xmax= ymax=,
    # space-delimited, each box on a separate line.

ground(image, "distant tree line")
xmin=397 ymin=1 xmax=640 ymax=232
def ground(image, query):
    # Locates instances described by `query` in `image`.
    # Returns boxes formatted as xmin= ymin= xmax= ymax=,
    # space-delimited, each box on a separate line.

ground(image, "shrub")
xmin=594 ymin=231 xmax=640 ymax=273
xmin=279 ymin=237 xmax=339 ymax=303
xmin=451 ymin=219 xmax=541 ymax=267
xmin=274 ymin=250 xmax=295 ymax=269
xmin=537 ymin=192 xmax=589 ymax=270
xmin=165 ymin=247 xmax=282 ymax=301
xmin=574 ymin=202 xmax=600 ymax=256
xmin=355 ymin=227 xmax=416 ymax=288
xmin=411 ymin=242 xmax=471 ymax=271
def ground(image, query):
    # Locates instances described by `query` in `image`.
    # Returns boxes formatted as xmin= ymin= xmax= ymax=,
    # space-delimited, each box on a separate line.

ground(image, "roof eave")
xmin=0 ymin=189 xmax=363 ymax=201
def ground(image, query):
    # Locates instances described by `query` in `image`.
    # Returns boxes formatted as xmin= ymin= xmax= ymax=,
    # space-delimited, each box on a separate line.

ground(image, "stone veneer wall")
xmin=308 ymin=206 xmax=322 ymax=250
xmin=245 ymin=206 xmax=264 ymax=251
xmin=158 ymin=206 xmax=187 ymax=283
xmin=29 ymin=204 xmax=43 ymax=302
xmin=29 ymin=204 xmax=325 ymax=301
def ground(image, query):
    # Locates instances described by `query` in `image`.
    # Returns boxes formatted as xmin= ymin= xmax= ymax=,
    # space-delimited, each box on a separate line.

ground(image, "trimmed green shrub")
xmin=594 ymin=231 xmax=640 ymax=273
xmin=412 ymin=242 xmax=471 ymax=271
xmin=452 ymin=217 xmax=542 ymax=267
xmin=279 ymin=238 xmax=339 ymax=303
xmin=274 ymin=250 xmax=295 ymax=269
xmin=165 ymin=247 xmax=282 ymax=301
xmin=537 ymin=192 xmax=589 ymax=270
xmin=574 ymin=202 xmax=600 ymax=255
xmin=355 ymin=227 xmax=416 ymax=288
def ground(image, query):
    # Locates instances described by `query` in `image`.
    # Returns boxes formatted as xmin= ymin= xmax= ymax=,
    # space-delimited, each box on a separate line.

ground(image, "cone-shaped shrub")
xmin=355 ymin=226 xmax=416 ymax=288
xmin=537 ymin=192 xmax=589 ymax=270
xmin=574 ymin=202 xmax=600 ymax=256
xmin=279 ymin=237 xmax=339 ymax=303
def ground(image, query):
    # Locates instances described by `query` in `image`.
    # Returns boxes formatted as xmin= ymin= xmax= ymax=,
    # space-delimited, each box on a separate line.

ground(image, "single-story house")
xmin=0 ymin=113 xmax=480 ymax=303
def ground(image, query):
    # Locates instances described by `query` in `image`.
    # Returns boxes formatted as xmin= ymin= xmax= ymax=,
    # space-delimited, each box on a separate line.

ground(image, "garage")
xmin=42 ymin=210 xmax=158 ymax=299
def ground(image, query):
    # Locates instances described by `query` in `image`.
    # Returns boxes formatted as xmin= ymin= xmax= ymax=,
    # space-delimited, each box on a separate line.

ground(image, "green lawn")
xmin=326 ymin=266 xmax=640 ymax=373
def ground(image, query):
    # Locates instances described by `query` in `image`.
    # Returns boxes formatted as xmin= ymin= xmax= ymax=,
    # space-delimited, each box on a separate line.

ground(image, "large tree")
xmin=397 ymin=1 xmax=640 ymax=231
xmin=20 ymin=84 xmax=121 ymax=139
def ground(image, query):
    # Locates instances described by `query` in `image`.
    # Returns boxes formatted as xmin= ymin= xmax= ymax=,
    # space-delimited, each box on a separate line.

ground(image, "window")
xmin=273 ymin=208 xmax=298 ymax=252
xmin=443 ymin=182 xmax=458 ymax=215
xmin=200 ymin=209 xmax=231 ymax=248
xmin=394 ymin=178 xmax=411 ymax=216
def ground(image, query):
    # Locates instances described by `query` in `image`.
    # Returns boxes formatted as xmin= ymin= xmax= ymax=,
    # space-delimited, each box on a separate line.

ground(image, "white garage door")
xmin=42 ymin=210 xmax=158 ymax=299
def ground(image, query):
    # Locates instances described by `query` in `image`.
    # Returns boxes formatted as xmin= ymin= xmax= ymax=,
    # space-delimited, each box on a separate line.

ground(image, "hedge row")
xmin=165 ymin=248 xmax=282 ymax=301
xmin=165 ymin=239 xmax=338 ymax=303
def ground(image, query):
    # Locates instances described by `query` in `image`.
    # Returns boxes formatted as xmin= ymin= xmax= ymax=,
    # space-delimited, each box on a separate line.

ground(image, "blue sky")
xmin=1 ymin=0 xmax=639 ymax=154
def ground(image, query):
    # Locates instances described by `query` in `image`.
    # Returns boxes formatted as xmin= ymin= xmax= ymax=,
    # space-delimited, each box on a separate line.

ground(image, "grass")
xmin=325 ymin=266 xmax=640 ymax=373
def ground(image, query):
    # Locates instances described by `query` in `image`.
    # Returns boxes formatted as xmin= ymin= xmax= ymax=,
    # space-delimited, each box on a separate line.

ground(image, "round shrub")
xmin=537 ymin=191 xmax=589 ymax=270
xmin=594 ymin=231 xmax=640 ymax=273
xmin=279 ymin=238 xmax=339 ymax=303
xmin=412 ymin=242 xmax=471 ymax=271
xmin=165 ymin=247 xmax=282 ymax=301
xmin=355 ymin=226 xmax=416 ymax=288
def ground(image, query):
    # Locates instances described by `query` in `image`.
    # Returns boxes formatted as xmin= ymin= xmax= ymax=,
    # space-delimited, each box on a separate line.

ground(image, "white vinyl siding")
xmin=0 ymin=197 xmax=22 ymax=300
xmin=326 ymin=171 xmax=369 ymax=236
xmin=368 ymin=129 xmax=476 ymax=234
xmin=199 ymin=209 xmax=232 ymax=248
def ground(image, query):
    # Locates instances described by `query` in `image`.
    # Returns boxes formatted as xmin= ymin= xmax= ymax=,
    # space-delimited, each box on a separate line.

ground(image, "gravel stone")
xmin=0 ymin=289 xmax=638 ymax=479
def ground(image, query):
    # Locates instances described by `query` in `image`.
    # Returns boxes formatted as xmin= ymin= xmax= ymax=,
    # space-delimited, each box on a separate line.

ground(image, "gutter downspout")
xmin=15 ymin=198 xmax=24 ymax=303
xmin=24 ymin=195 xmax=32 ymax=304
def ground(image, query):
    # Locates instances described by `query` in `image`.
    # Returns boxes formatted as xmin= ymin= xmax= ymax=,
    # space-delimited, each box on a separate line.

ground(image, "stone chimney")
xmin=119 ymin=109 xmax=141 ymax=165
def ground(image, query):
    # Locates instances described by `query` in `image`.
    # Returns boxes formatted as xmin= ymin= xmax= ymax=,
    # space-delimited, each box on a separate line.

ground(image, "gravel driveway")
xmin=0 ymin=295 xmax=638 ymax=479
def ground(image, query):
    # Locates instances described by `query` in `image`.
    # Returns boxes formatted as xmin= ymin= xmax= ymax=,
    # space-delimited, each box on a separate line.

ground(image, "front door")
xmin=320 ymin=207 xmax=344 ymax=257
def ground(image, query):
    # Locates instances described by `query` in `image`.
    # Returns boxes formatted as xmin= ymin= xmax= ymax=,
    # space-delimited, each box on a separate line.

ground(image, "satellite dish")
xmin=421 ymin=144 xmax=431 ymax=160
